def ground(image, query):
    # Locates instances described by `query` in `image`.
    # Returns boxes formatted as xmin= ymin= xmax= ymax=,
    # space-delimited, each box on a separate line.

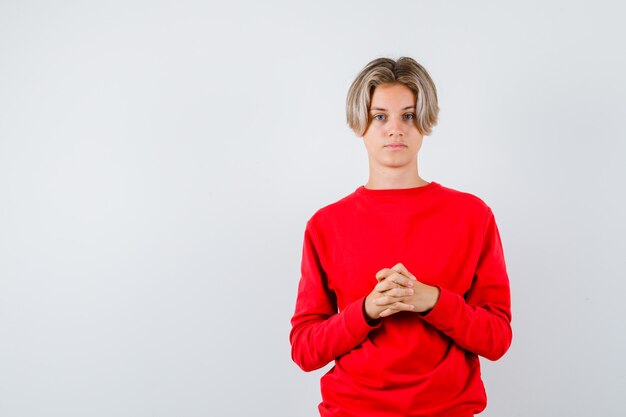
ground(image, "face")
xmin=362 ymin=83 xmax=424 ymax=172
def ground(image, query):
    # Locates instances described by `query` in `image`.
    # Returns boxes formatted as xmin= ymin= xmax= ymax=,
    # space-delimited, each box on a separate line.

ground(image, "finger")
xmin=374 ymin=295 xmax=395 ymax=306
xmin=379 ymin=308 xmax=397 ymax=318
xmin=386 ymin=272 xmax=414 ymax=288
xmin=374 ymin=277 xmax=402 ymax=292
xmin=374 ymin=279 xmax=392 ymax=292
xmin=379 ymin=302 xmax=415 ymax=317
xmin=384 ymin=287 xmax=414 ymax=298
xmin=374 ymin=273 xmax=413 ymax=292
xmin=373 ymin=285 xmax=414 ymax=298
xmin=391 ymin=263 xmax=416 ymax=280
xmin=375 ymin=268 xmax=394 ymax=281
xmin=374 ymin=294 xmax=414 ymax=306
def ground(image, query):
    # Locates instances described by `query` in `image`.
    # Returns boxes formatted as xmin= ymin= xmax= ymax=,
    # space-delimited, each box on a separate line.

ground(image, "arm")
xmin=372 ymin=208 xmax=512 ymax=360
xmin=290 ymin=221 xmax=442 ymax=371
xmin=289 ymin=222 xmax=381 ymax=372
xmin=420 ymin=207 xmax=512 ymax=360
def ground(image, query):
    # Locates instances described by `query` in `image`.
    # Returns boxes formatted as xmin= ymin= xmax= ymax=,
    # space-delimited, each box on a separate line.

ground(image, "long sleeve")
xmin=421 ymin=207 xmax=512 ymax=360
xmin=289 ymin=221 xmax=380 ymax=372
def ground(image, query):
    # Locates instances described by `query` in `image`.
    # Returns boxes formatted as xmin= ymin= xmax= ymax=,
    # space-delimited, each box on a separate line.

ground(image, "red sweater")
xmin=290 ymin=182 xmax=512 ymax=417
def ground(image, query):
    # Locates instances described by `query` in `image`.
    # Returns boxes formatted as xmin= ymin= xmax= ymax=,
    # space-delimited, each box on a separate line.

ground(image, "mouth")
xmin=384 ymin=143 xmax=408 ymax=150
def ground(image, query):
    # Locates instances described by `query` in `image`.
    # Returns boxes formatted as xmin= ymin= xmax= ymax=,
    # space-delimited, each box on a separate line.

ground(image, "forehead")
xmin=370 ymin=83 xmax=416 ymax=108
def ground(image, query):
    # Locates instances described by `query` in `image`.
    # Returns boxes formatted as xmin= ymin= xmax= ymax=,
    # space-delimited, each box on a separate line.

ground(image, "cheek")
xmin=361 ymin=123 xmax=375 ymax=137
xmin=363 ymin=124 xmax=384 ymax=139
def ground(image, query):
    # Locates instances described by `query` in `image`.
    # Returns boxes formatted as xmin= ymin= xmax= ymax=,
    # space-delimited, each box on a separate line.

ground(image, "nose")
xmin=387 ymin=117 xmax=404 ymax=137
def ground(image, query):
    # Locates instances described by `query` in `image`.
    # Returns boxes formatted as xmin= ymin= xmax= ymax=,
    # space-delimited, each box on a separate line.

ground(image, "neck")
xmin=365 ymin=164 xmax=428 ymax=190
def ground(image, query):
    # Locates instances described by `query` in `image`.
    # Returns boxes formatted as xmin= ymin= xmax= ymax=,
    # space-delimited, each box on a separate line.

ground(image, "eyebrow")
xmin=370 ymin=105 xmax=416 ymax=111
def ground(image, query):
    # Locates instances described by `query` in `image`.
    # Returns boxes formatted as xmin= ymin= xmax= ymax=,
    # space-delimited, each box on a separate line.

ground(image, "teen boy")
xmin=290 ymin=57 xmax=512 ymax=417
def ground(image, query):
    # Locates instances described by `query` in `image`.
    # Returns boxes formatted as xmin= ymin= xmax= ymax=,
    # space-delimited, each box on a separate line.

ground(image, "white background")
xmin=1 ymin=1 xmax=625 ymax=416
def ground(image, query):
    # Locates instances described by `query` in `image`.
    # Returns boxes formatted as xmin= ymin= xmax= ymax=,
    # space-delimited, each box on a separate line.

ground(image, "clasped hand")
xmin=364 ymin=263 xmax=440 ymax=320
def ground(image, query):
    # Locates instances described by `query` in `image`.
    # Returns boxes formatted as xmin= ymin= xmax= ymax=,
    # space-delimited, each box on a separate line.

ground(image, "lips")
xmin=384 ymin=143 xmax=407 ymax=149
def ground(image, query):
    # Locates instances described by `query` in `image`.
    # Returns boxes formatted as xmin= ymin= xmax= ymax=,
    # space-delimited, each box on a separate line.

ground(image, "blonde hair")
xmin=346 ymin=57 xmax=439 ymax=136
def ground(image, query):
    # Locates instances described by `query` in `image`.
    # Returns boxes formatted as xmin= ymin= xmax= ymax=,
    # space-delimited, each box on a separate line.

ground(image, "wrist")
xmin=420 ymin=286 xmax=441 ymax=316
xmin=430 ymin=286 xmax=441 ymax=309
xmin=362 ymin=297 xmax=381 ymax=326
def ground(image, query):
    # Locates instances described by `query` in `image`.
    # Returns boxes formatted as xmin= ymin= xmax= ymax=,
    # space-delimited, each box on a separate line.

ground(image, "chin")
xmin=381 ymin=157 xmax=414 ymax=168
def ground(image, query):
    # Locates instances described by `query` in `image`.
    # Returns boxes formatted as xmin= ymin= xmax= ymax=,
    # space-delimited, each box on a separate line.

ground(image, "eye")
xmin=403 ymin=113 xmax=415 ymax=120
xmin=372 ymin=114 xmax=385 ymax=121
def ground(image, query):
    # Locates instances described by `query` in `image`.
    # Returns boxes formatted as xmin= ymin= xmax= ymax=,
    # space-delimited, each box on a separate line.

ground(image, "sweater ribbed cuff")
xmin=420 ymin=286 xmax=461 ymax=332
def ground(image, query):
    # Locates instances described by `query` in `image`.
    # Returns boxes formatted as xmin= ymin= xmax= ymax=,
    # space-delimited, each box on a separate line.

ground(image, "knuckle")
xmin=396 ymin=277 xmax=406 ymax=285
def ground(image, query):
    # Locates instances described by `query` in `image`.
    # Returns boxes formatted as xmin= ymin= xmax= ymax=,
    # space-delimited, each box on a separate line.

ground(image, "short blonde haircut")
xmin=346 ymin=57 xmax=439 ymax=136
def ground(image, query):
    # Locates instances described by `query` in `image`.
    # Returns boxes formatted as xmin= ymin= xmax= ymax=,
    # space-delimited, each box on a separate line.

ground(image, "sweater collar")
xmin=356 ymin=181 xmax=440 ymax=198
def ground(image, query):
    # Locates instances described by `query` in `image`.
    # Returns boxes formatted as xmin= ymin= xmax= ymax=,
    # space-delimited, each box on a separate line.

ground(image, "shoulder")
xmin=437 ymin=183 xmax=491 ymax=211
xmin=434 ymin=183 xmax=495 ymax=229
xmin=310 ymin=190 xmax=358 ymax=220
xmin=304 ymin=189 xmax=359 ymax=232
